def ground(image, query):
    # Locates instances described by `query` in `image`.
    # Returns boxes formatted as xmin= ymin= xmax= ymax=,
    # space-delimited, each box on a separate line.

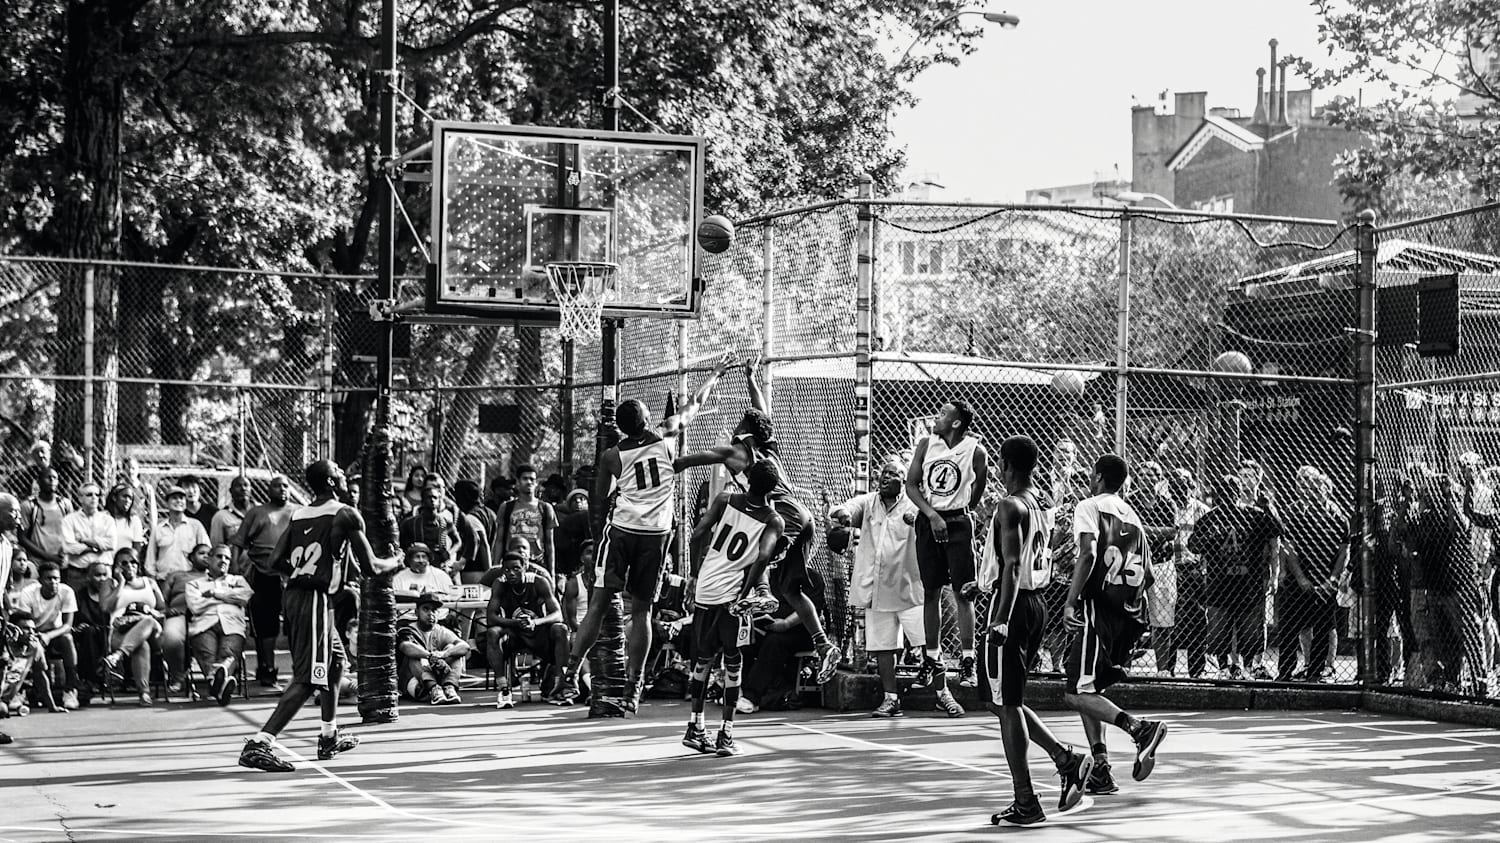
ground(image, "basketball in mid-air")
xmin=1212 ymin=350 xmax=1253 ymax=375
xmin=1051 ymin=370 xmax=1086 ymax=396
xmin=697 ymin=214 xmax=735 ymax=254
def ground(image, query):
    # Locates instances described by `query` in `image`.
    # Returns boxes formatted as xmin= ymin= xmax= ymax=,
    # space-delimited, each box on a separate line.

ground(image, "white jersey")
xmin=978 ymin=489 xmax=1055 ymax=593
xmin=920 ymin=434 xmax=980 ymax=511
xmin=695 ymin=494 xmax=777 ymax=605
xmin=611 ymin=436 xmax=677 ymax=534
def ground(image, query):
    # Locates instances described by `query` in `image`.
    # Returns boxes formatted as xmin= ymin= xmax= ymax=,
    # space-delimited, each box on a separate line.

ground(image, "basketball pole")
xmin=376 ymin=0 xmax=396 ymax=429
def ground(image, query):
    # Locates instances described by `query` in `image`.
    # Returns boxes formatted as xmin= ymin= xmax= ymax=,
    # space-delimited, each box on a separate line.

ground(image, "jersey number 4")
xmin=711 ymin=524 xmax=752 ymax=562
xmin=633 ymin=458 xmax=663 ymax=489
xmin=288 ymin=542 xmax=323 ymax=578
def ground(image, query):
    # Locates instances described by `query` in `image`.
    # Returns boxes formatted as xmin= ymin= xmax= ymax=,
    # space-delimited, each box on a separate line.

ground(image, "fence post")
xmin=82 ymin=265 xmax=96 ymax=482
xmin=1354 ymin=209 xmax=1379 ymax=685
xmin=762 ymin=226 xmax=775 ymax=405
xmin=320 ymin=285 xmax=335 ymax=461
xmin=1113 ymin=210 xmax=1132 ymax=456
xmin=561 ymin=339 xmax=575 ymax=476
xmin=853 ymin=176 xmax=875 ymax=495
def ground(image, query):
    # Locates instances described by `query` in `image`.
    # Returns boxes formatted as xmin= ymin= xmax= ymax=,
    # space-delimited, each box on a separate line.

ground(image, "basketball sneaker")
xmin=913 ymin=656 xmax=940 ymax=690
xmin=714 ymin=729 xmax=739 ymax=757
xmin=317 ymin=728 xmax=360 ymax=761
xmin=935 ymin=688 xmax=965 ymax=718
xmin=1131 ymin=720 xmax=1168 ymax=781
xmin=496 ymin=689 xmax=515 ymax=710
xmin=957 ymin=655 xmax=978 ymax=689
xmin=239 ymin=739 xmax=294 ymax=773
xmin=871 ymin=697 xmax=904 ymax=718
xmin=815 ymin=642 xmax=840 ymax=684
xmin=1056 ymin=748 xmax=1094 ymax=812
xmin=1086 ymin=760 xmax=1119 ymax=795
xmin=991 ymin=798 xmax=1046 ymax=826
xmin=216 ymin=671 xmax=238 ymax=707
xmin=682 ymin=722 xmax=712 ymax=754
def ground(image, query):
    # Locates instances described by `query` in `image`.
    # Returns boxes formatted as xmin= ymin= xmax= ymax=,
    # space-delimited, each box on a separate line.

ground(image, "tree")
xmin=1293 ymin=0 xmax=1500 ymax=215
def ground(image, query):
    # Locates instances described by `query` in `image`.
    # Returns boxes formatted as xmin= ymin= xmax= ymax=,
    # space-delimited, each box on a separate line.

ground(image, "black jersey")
xmin=280 ymin=499 xmax=351 ymax=594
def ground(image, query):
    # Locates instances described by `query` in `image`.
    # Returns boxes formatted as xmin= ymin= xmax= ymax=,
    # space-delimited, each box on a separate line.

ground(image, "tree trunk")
xmin=434 ymin=325 xmax=501 ymax=478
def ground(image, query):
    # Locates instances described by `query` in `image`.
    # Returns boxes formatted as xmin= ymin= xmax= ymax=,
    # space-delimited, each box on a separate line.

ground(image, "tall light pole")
xmin=896 ymin=10 xmax=1020 ymax=68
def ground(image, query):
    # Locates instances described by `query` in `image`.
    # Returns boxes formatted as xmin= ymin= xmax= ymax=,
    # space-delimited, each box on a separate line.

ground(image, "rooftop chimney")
xmin=1253 ymin=67 xmax=1267 ymax=124
xmin=1267 ymin=39 xmax=1279 ymax=125
xmin=1278 ymin=61 xmax=1289 ymax=124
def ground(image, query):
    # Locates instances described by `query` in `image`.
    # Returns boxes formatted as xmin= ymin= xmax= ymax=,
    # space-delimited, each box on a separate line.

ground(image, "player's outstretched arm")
xmin=341 ymin=509 xmax=402 ymax=576
xmin=744 ymin=355 xmax=768 ymax=414
xmin=673 ymin=443 xmax=740 ymax=472
xmin=663 ymin=352 xmax=735 ymax=437
xmin=690 ymin=492 xmax=731 ymax=547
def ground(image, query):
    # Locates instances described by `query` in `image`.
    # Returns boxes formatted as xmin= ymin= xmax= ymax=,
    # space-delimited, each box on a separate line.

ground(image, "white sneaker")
xmin=61 ymin=690 xmax=79 ymax=711
xmin=735 ymin=697 xmax=758 ymax=715
xmin=496 ymin=690 xmax=515 ymax=710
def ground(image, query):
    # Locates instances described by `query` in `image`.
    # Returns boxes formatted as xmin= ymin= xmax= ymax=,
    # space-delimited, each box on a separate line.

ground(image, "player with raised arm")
xmin=555 ymin=354 xmax=733 ymax=712
xmin=673 ymin=358 xmax=839 ymax=683
xmin=980 ymin=436 xmax=1093 ymax=825
xmin=681 ymin=460 xmax=785 ymax=758
xmin=905 ymin=400 xmax=989 ymax=715
xmin=1061 ymin=454 xmax=1168 ymax=795
xmin=237 ymin=460 xmax=403 ymax=773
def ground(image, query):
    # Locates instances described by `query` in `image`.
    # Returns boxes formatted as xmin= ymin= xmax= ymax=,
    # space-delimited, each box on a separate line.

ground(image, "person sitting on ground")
xmin=1 ymin=609 xmax=64 ymax=715
xmin=485 ymin=551 xmax=569 ymax=709
xmin=185 ymin=543 xmax=253 ymax=705
xmin=397 ymin=592 xmax=470 ymax=705
xmin=14 ymin=560 xmax=81 ymax=710
xmin=97 ymin=547 xmax=166 ymax=707
xmin=392 ymin=543 xmax=455 ymax=602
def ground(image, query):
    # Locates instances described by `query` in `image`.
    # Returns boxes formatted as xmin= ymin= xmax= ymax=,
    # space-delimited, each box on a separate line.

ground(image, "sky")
xmin=889 ymin=0 xmax=1415 ymax=201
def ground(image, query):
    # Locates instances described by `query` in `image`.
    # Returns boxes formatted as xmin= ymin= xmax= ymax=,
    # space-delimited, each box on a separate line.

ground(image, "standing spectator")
xmin=455 ymin=478 xmax=496 ymax=542
xmin=1167 ymin=469 xmax=1211 ymax=678
xmin=1413 ymin=473 xmax=1489 ymax=695
xmin=399 ymin=465 xmax=427 ymax=520
xmin=1189 ymin=474 xmax=1281 ymax=679
xmin=97 ymin=548 xmax=166 ymax=707
xmin=486 ymin=475 xmax=516 ymax=514
xmin=831 ymin=458 xmax=926 ymax=717
xmin=542 ymin=473 xmax=569 ymax=507
xmin=18 ymin=468 xmax=74 ymax=586
xmin=493 ymin=465 xmax=558 ymax=580
xmin=185 ymin=544 xmax=253 ymax=706
xmin=147 ymin=485 xmax=210 ymax=579
xmin=400 ymin=473 xmax=468 ymax=577
xmin=72 ymin=559 xmax=116 ymax=705
xmin=15 ymin=560 xmax=80 ymax=709
xmin=9 ymin=440 xmax=51 ymax=498
xmin=118 ymin=457 xmax=151 ymax=522
xmin=210 ymin=476 xmax=251 ymax=573
xmin=572 ymin=464 xmax=596 ymax=496
xmin=61 ymin=483 xmax=115 ymax=580
xmin=102 ymin=483 xmax=146 ymax=558
xmin=1128 ymin=461 xmax=1178 ymax=674
xmin=181 ymin=475 xmax=218 ymax=534
xmin=451 ymin=479 xmax=493 ymax=583
xmin=554 ymin=489 xmax=592 ymax=631
xmin=233 ymin=474 xmax=295 ymax=689
xmin=398 ymin=592 xmax=471 ymax=704
xmin=0 ymin=493 xmax=14 ymax=743
xmin=1275 ymin=466 xmax=1347 ymax=682
xmin=1364 ymin=478 xmax=1415 ymax=685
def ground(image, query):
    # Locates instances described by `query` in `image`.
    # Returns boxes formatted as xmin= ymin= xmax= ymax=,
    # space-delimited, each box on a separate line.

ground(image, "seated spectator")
xmin=14 ymin=561 xmax=80 ymax=709
xmin=740 ymin=567 xmax=830 ymax=713
xmin=397 ymin=592 xmax=470 ymax=704
xmin=480 ymin=537 xmax=556 ymax=592
xmin=392 ymin=543 xmax=455 ymax=602
xmin=72 ymin=559 xmax=116 ymax=705
xmin=97 ymin=548 xmax=166 ymax=707
xmin=159 ymin=543 xmax=210 ymax=695
xmin=185 ymin=544 xmax=252 ymax=705
xmin=485 ymin=552 xmax=569 ymax=709
xmin=1 ymin=609 xmax=64 ymax=715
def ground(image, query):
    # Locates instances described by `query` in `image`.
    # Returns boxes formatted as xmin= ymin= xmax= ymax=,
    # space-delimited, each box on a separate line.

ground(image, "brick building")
xmin=1131 ymin=38 xmax=1366 ymax=219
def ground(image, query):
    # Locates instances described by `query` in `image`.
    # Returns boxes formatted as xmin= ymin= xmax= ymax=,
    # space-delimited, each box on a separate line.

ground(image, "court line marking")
xmin=787 ymin=721 xmax=1011 ymax=781
xmin=275 ymin=744 xmax=498 ymax=831
xmin=1296 ymin=715 xmax=1500 ymax=750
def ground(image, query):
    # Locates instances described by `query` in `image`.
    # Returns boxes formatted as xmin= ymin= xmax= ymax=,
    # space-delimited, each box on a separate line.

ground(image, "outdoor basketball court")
xmin=4 ymin=697 xmax=1497 ymax=841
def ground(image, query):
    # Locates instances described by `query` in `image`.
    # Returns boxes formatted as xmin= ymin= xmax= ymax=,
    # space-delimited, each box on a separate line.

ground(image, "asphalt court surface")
xmin=3 ymin=694 xmax=1499 ymax=841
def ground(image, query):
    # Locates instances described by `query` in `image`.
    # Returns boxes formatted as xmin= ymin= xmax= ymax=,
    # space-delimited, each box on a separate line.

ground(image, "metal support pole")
xmin=561 ymin=339 xmax=575 ymax=476
xmin=853 ymin=175 xmax=875 ymax=495
xmin=320 ymin=287 xmax=335 ymax=460
xmin=82 ymin=266 xmax=96 ymax=482
xmin=762 ymin=228 xmax=775 ymax=406
xmin=1113 ymin=210 xmax=1132 ymax=456
xmin=1353 ymin=209 xmax=1379 ymax=685
xmin=374 ymin=0 xmax=398 ymax=428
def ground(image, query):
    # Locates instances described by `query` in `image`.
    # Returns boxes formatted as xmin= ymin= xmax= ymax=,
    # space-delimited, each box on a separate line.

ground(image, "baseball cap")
xmin=406 ymin=542 xmax=431 ymax=558
xmin=416 ymin=591 xmax=444 ymax=609
xmin=566 ymin=489 xmax=589 ymax=504
xmin=163 ymin=485 xmax=187 ymax=499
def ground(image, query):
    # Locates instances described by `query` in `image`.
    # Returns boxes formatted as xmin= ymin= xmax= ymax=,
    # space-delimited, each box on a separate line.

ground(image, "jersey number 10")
xmin=633 ymin=457 xmax=663 ymax=489
xmin=712 ymin=524 xmax=752 ymax=562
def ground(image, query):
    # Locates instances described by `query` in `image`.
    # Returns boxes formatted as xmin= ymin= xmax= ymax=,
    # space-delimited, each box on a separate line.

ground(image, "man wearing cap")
xmin=397 ymin=592 xmax=470 ymax=704
xmin=147 ymin=484 xmax=210 ymax=580
xmin=393 ymin=543 xmax=455 ymax=602
xmin=485 ymin=551 xmax=568 ymax=709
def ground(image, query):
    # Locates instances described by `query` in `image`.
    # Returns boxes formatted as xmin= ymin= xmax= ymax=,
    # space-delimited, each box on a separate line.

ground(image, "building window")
xmin=901 ymin=241 xmax=916 ymax=274
xmin=1194 ymin=195 xmax=1234 ymax=213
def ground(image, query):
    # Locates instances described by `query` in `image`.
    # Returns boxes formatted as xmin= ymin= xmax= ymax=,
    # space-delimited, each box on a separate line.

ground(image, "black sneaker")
xmin=1086 ymin=760 xmax=1119 ymax=795
xmin=99 ymin=654 xmax=124 ymax=686
xmin=871 ymin=697 xmax=904 ymax=718
xmin=683 ymin=723 xmax=712 ymax=753
xmin=0 ymin=732 xmax=10 ymax=745
xmin=1056 ymin=748 xmax=1094 ymax=812
xmin=957 ymin=655 xmax=978 ymax=689
xmin=239 ymin=739 xmax=294 ymax=773
xmin=317 ymin=728 xmax=360 ymax=761
xmin=991 ymin=798 xmax=1046 ymax=826
xmin=914 ymin=657 xmax=941 ymax=690
xmin=1131 ymin=720 xmax=1167 ymax=781
xmin=714 ymin=729 xmax=739 ymax=757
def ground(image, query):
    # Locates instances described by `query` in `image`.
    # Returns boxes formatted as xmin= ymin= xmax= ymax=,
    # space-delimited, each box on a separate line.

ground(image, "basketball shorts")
xmin=692 ymin=604 xmax=744 ymax=660
xmin=1064 ymin=599 xmax=1144 ymax=695
xmin=249 ymin=568 xmax=284 ymax=639
xmin=596 ymin=525 xmax=672 ymax=604
xmin=504 ymin=620 xmax=563 ymax=659
xmin=865 ymin=604 xmax=927 ymax=652
xmin=770 ymin=522 xmax=815 ymax=601
xmin=283 ymin=587 xmax=344 ymax=689
xmin=980 ymin=589 xmax=1046 ymax=708
xmin=915 ymin=509 xmax=976 ymax=591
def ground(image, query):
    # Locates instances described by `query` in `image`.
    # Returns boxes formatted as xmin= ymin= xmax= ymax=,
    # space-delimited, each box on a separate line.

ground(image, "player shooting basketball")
xmin=555 ymin=353 xmax=735 ymax=713
xmin=672 ymin=358 xmax=840 ymax=684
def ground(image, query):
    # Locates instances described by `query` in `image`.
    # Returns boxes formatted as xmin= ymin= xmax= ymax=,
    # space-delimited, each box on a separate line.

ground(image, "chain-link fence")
xmin=9 ymin=195 xmax=1500 ymax=704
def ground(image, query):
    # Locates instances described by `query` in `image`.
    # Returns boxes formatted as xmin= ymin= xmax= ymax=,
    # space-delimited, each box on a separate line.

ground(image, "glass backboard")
xmin=429 ymin=122 xmax=705 ymax=320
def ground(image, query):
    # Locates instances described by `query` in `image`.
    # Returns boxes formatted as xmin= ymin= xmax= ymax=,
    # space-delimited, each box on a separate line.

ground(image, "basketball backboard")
xmin=429 ymin=122 xmax=705 ymax=321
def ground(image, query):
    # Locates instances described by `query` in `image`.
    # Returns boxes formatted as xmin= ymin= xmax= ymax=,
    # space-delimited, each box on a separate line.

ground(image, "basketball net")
xmin=544 ymin=262 xmax=617 ymax=342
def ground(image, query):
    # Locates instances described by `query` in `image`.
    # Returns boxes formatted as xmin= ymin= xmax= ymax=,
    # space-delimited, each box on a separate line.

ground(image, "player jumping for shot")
xmin=555 ymin=354 xmax=733 ymax=712
xmin=682 ymin=460 xmax=785 ymax=757
xmin=673 ymin=358 xmax=840 ymax=683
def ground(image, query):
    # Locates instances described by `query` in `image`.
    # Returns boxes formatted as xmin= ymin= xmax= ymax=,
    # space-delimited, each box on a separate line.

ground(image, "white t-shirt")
xmin=394 ymin=567 xmax=456 ymax=597
xmin=17 ymin=580 xmax=78 ymax=632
